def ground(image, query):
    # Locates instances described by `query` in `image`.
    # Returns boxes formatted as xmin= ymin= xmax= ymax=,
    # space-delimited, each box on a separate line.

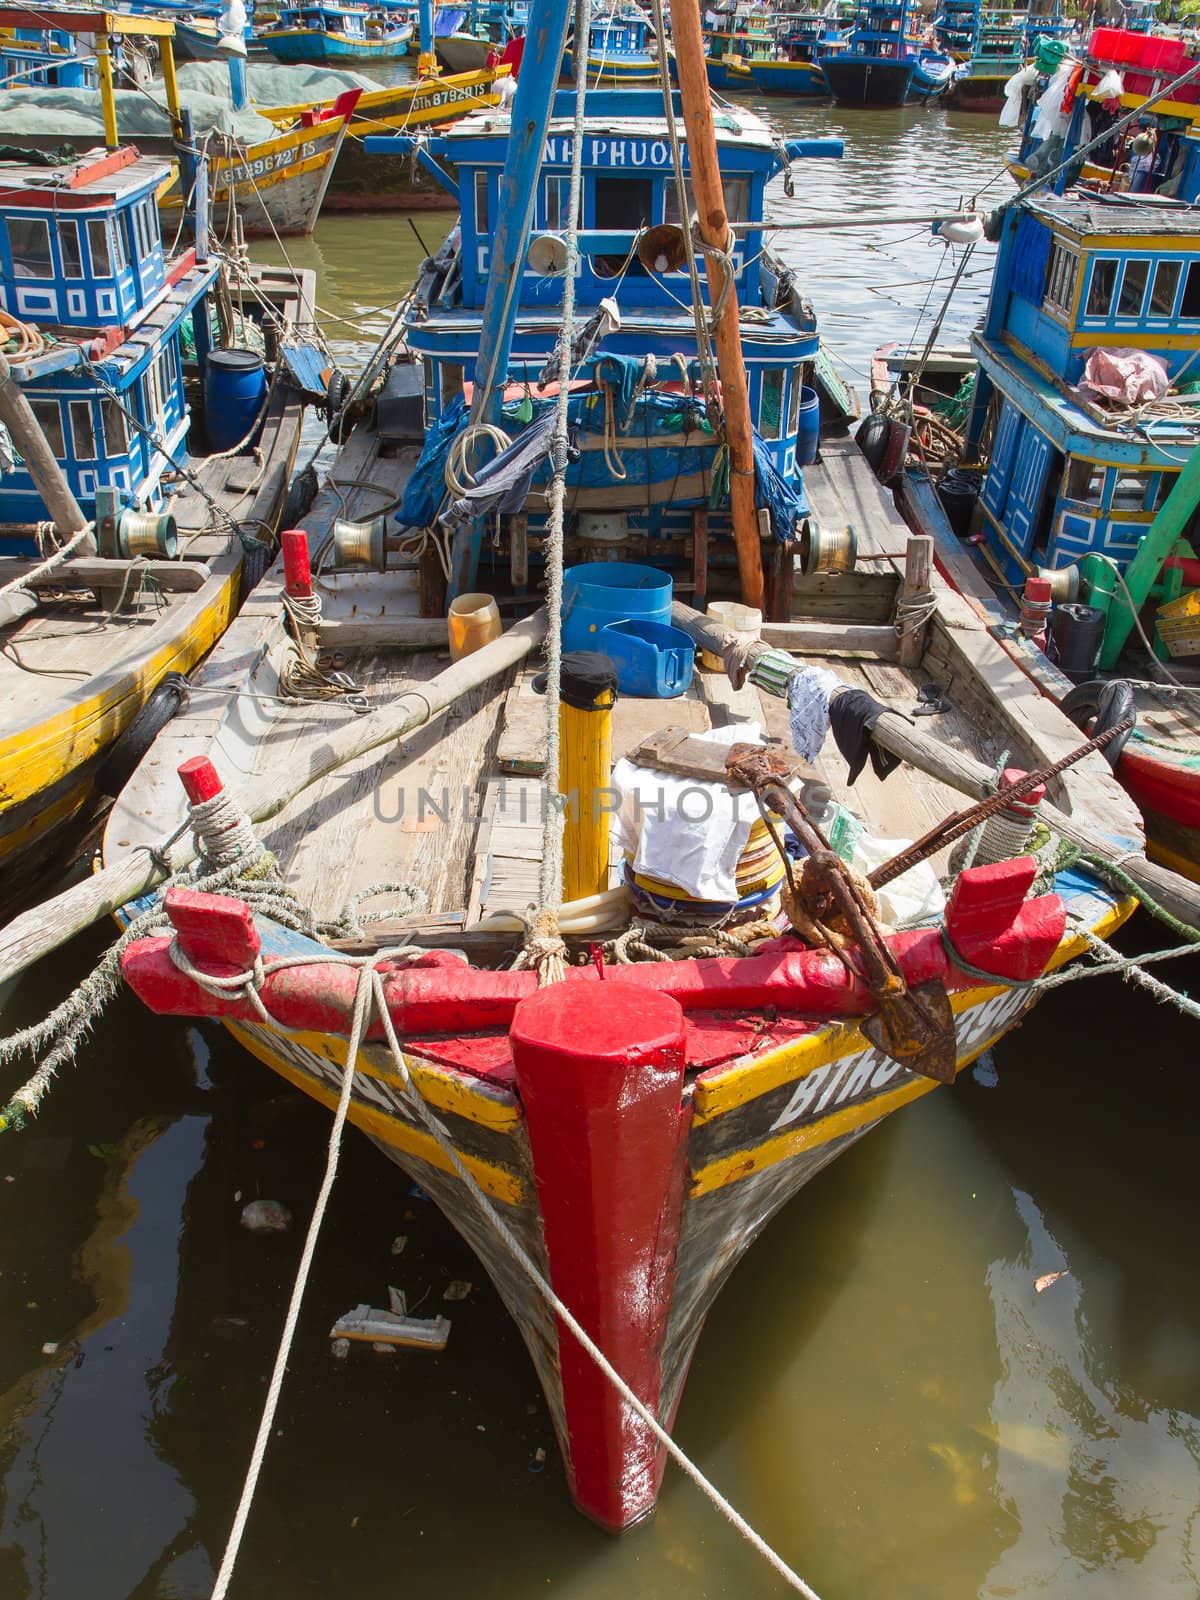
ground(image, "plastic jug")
xmin=448 ymin=593 xmax=500 ymax=662
xmin=700 ymin=600 xmax=762 ymax=671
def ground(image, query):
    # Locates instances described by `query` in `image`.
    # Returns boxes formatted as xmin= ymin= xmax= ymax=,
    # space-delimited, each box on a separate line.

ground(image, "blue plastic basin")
xmin=561 ymin=561 xmax=672 ymax=653
xmin=599 ymin=618 xmax=695 ymax=698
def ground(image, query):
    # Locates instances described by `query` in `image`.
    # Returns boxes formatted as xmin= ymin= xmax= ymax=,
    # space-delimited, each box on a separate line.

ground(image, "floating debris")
xmin=1035 ymin=1270 xmax=1069 ymax=1294
xmin=443 ymin=1279 xmax=473 ymax=1302
xmin=330 ymin=1298 xmax=451 ymax=1351
xmin=240 ymin=1200 xmax=292 ymax=1234
xmin=390 ymin=1235 xmax=408 ymax=1256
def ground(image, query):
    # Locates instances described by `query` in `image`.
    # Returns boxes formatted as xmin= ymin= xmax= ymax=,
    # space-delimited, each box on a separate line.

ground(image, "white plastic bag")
xmin=1031 ymin=60 xmax=1076 ymax=142
xmin=999 ymin=62 xmax=1040 ymax=129
xmin=846 ymin=832 xmax=946 ymax=928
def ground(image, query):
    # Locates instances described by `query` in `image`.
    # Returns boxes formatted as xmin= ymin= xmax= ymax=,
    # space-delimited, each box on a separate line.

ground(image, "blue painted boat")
xmin=260 ymin=3 xmax=413 ymax=63
xmin=820 ymin=0 xmax=954 ymax=104
xmin=366 ymin=86 xmax=842 ymax=593
xmin=0 ymin=25 xmax=98 ymax=89
xmin=569 ymin=7 xmax=666 ymax=86
xmin=702 ymin=4 xmax=773 ymax=89
xmin=747 ymin=14 xmax=846 ymax=99
xmin=896 ymin=40 xmax=1200 ymax=876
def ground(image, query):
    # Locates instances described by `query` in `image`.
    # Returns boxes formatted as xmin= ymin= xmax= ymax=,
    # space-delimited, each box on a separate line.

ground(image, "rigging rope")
xmin=534 ymin=0 xmax=590 ymax=926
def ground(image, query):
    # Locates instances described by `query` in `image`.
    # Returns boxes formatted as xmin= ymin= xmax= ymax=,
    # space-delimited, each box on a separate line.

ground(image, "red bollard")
xmin=281 ymin=529 xmax=313 ymax=598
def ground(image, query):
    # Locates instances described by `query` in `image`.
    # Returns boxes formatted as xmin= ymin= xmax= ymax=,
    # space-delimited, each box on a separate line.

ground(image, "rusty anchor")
xmin=725 ymin=744 xmax=957 ymax=1083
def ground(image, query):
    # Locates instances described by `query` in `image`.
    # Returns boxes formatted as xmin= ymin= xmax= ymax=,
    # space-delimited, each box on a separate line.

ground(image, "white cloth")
xmin=1031 ymin=61 xmax=1076 ymax=143
xmin=613 ymin=723 xmax=767 ymax=902
xmin=999 ymin=62 xmax=1040 ymax=129
xmin=786 ymin=667 xmax=841 ymax=761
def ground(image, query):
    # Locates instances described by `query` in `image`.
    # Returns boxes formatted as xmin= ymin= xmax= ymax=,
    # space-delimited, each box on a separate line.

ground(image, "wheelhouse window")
xmin=1150 ymin=260 xmax=1180 ymax=317
xmin=593 ymin=175 xmax=653 ymax=230
xmin=474 ymin=171 xmax=490 ymax=233
xmin=441 ymin=362 xmax=463 ymax=408
xmin=102 ymin=396 xmax=127 ymax=454
xmin=69 ymin=400 xmax=96 ymax=460
xmin=1065 ymin=459 xmax=1104 ymax=505
xmin=760 ymin=369 xmax=784 ymax=440
xmin=1111 ymin=472 xmax=1156 ymax=512
xmin=1085 ymin=258 xmax=1118 ymax=318
xmin=30 ymin=399 xmax=63 ymax=456
xmin=1117 ymin=259 xmax=1149 ymax=318
xmin=1043 ymin=240 xmax=1077 ymax=315
xmin=87 ymin=218 xmax=111 ymax=276
xmin=8 ymin=217 xmax=53 ymax=278
xmin=543 ymin=175 xmax=572 ymax=230
xmin=59 ymin=219 xmax=83 ymax=278
xmin=664 ymin=176 xmax=750 ymax=225
xmin=1182 ymin=261 xmax=1200 ymax=319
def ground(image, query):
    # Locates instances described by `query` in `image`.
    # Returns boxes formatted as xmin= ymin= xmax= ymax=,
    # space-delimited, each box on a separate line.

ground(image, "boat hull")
xmin=260 ymin=28 xmax=411 ymax=63
xmin=122 ymin=872 xmax=1128 ymax=1531
xmin=820 ymin=55 xmax=917 ymax=106
xmin=435 ymin=33 xmax=492 ymax=73
xmin=944 ymin=71 xmax=1010 ymax=112
xmin=747 ymin=58 xmax=828 ymax=96
xmin=161 ymin=116 xmax=348 ymax=237
xmin=704 ymin=57 xmax=754 ymax=89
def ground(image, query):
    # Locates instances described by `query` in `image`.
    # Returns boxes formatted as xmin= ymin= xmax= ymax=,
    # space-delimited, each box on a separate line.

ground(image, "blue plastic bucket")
xmin=599 ymin=618 xmax=695 ymax=698
xmin=561 ymin=561 xmax=672 ymax=653
xmin=795 ymin=384 xmax=820 ymax=466
xmin=204 ymin=348 xmax=268 ymax=453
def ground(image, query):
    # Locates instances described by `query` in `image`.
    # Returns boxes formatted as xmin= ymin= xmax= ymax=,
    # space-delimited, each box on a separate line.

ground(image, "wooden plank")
xmin=496 ymin=668 xmax=549 ymax=775
xmin=698 ymin=664 xmax=764 ymax=727
xmin=9 ymin=558 xmax=211 ymax=593
xmin=792 ymin=569 xmax=899 ymax=622
xmin=761 ymin=620 xmax=899 ymax=657
xmin=898 ymin=535 xmax=934 ymax=668
xmin=318 ymin=617 xmax=449 ymax=650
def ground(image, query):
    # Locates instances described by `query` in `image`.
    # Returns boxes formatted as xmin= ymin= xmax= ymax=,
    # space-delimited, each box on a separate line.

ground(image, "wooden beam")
xmin=897 ymin=534 xmax=934 ymax=667
xmin=318 ymin=616 xmax=448 ymax=650
xmin=5 ymin=558 xmax=211 ymax=593
xmin=759 ymin=620 xmax=899 ymax=657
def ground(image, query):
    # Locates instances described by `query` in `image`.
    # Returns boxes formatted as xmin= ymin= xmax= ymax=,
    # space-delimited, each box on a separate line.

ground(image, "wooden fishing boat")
xmin=746 ymin=14 xmax=843 ymax=98
xmin=0 ymin=134 xmax=317 ymax=912
xmin=702 ymin=2 xmax=772 ymax=89
xmin=943 ymin=7 xmax=1025 ymax=112
xmin=820 ymin=0 xmax=954 ymax=104
xmin=258 ymin=63 xmax=510 ymax=212
xmin=886 ymin=28 xmax=1200 ymax=883
xmin=89 ymin=17 xmax=1180 ymax=1542
xmin=260 ymin=2 xmax=414 ymax=64
xmin=433 ymin=0 xmax=514 ymax=73
xmin=0 ymin=8 xmax=352 ymax=240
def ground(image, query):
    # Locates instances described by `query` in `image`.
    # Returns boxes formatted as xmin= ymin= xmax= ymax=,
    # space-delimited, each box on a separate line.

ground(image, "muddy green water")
xmin=1 ymin=102 xmax=1198 ymax=1600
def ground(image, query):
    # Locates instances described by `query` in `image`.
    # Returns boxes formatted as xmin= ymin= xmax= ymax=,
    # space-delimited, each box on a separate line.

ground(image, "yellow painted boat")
xmin=259 ymin=65 xmax=511 ymax=212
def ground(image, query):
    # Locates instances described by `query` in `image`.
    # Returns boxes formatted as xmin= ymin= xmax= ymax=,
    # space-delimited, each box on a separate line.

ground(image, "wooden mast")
xmin=667 ymin=0 xmax=764 ymax=611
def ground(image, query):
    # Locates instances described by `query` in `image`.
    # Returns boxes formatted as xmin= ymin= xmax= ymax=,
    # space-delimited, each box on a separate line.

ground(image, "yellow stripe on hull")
xmin=0 ymin=570 xmax=238 ymax=819
xmin=285 ymin=1026 xmax=521 ymax=1130
xmin=227 ymin=1021 xmax=525 ymax=1204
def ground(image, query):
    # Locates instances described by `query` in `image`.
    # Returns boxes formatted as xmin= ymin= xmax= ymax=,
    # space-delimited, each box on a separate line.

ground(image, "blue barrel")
xmin=561 ymin=561 xmax=672 ymax=653
xmin=795 ymin=384 xmax=820 ymax=466
xmin=204 ymin=348 xmax=268 ymax=453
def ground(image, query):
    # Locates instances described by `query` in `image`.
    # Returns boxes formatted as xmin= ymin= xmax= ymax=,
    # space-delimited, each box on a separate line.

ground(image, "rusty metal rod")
xmin=868 ymin=717 xmax=1135 ymax=891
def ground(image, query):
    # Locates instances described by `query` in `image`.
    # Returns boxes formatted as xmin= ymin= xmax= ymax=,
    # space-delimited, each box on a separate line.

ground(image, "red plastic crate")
xmin=1089 ymin=26 xmax=1128 ymax=61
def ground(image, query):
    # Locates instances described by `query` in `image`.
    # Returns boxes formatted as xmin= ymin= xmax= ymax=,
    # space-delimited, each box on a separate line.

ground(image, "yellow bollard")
xmin=559 ymin=653 xmax=616 ymax=903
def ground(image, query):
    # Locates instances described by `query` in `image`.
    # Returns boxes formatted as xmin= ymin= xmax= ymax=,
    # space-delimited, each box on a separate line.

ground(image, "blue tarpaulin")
xmin=398 ymin=383 xmax=808 ymax=540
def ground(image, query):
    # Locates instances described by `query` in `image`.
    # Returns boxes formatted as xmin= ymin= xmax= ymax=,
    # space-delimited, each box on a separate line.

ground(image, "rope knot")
xmin=518 ymin=908 xmax=568 ymax=987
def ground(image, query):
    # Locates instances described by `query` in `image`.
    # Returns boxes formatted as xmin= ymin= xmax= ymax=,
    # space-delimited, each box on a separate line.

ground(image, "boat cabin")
xmin=0 ymin=146 xmax=216 ymax=542
xmin=970 ymin=190 xmax=1200 ymax=581
xmin=409 ymin=90 xmax=823 ymax=473
xmin=0 ymin=27 xmax=98 ymax=89
xmin=377 ymin=88 xmax=836 ymax=577
xmin=935 ymin=0 xmax=977 ymax=57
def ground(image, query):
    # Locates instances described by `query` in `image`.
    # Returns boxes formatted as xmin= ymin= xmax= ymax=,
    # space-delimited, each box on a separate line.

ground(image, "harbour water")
xmin=1 ymin=101 xmax=1198 ymax=1600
